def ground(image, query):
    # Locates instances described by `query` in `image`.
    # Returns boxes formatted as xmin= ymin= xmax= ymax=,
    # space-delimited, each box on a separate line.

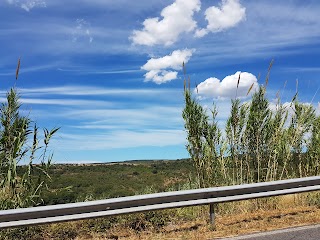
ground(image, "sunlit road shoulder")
xmin=216 ymin=224 xmax=320 ymax=240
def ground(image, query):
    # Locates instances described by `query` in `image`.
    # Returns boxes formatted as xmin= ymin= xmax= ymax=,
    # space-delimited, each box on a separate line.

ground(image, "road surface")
xmin=217 ymin=224 xmax=320 ymax=240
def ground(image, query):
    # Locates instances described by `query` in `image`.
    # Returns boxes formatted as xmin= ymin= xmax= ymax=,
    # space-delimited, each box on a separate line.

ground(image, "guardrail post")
xmin=209 ymin=203 xmax=216 ymax=229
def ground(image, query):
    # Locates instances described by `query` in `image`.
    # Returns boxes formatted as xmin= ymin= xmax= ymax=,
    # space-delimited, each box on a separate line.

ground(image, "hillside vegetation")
xmin=42 ymin=159 xmax=194 ymax=205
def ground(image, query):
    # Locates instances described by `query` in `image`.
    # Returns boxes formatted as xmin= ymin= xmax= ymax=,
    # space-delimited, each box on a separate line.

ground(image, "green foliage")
xmin=225 ymin=99 xmax=248 ymax=184
xmin=245 ymin=86 xmax=271 ymax=182
xmin=0 ymin=226 xmax=44 ymax=240
xmin=0 ymin=60 xmax=59 ymax=210
xmin=182 ymin=90 xmax=222 ymax=187
xmin=41 ymin=159 xmax=194 ymax=204
xmin=183 ymin=68 xmax=320 ymax=186
xmin=305 ymin=116 xmax=320 ymax=176
xmin=287 ymin=101 xmax=315 ymax=177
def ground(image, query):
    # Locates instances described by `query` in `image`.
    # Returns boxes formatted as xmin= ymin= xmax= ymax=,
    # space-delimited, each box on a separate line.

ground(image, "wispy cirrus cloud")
xmin=54 ymin=129 xmax=185 ymax=151
xmin=20 ymin=98 xmax=112 ymax=107
xmin=0 ymin=97 xmax=111 ymax=107
xmin=63 ymin=106 xmax=183 ymax=126
xmin=16 ymin=85 xmax=180 ymax=97
xmin=57 ymin=67 xmax=141 ymax=75
xmin=31 ymin=103 xmax=186 ymax=153
xmin=4 ymin=84 xmax=186 ymax=154
xmin=72 ymin=19 xmax=93 ymax=43
xmin=6 ymin=0 xmax=46 ymax=11
xmin=0 ymin=62 xmax=61 ymax=76
xmin=281 ymin=67 xmax=320 ymax=73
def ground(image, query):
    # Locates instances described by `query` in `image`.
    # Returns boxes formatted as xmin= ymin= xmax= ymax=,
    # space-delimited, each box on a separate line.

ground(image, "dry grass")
xmin=73 ymin=195 xmax=320 ymax=240
xmin=163 ymin=177 xmax=185 ymax=188
xmin=74 ymin=206 xmax=320 ymax=240
xmin=3 ymin=194 xmax=318 ymax=240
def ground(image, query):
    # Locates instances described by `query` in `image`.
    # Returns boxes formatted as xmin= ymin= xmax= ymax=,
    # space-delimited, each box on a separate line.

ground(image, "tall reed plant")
xmin=183 ymin=62 xmax=319 ymax=187
xmin=0 ymin=59 xmax=59 ymax=209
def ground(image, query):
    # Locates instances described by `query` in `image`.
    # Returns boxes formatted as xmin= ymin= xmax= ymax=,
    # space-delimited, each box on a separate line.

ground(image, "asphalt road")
xmin=217 ymin=224 xmax=320 ymax=240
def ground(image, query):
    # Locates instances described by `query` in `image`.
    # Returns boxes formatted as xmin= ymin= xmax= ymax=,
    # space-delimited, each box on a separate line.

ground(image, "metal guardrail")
xmin=1 ymin=176 xmax=320 ymax=229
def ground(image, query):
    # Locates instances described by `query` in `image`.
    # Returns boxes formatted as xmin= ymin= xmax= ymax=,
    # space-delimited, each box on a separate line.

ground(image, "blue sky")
xmin=1 ymin=0 xmax=320 ymax=163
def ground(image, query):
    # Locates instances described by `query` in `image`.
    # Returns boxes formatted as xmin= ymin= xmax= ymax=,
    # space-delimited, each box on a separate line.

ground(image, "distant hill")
xmin=43 ymin=158 xmax=194 ymax=205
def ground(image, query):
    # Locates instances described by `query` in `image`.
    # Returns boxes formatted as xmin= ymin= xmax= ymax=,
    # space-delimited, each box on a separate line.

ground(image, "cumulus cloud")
xmin=131 ymin=0 xmax=201 ymax=46
xmin=6 ymin=0 xmax=46 ymax=11
xmin=269 ymin=101 xmax=318 ymax=129
xmin=196 ymin=71 xmax=258 ymax=99
xmin=144 ymin=70 xmax=178 ymax=84
xmin=141 ymin=49 xmax=195 ymax=84
xmin=196 ymin=0 xmax=246 ymax=37
xmin=268 ymin=101 xmax=291 ymax=113
xmin=72 ymin=19 xmax=93 ymax=43
xmin=131 ymin=0 xmax=246 ymax=45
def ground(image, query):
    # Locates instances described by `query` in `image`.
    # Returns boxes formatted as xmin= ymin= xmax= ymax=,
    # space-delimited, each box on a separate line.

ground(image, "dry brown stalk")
xmin=15 ymin=57 xmax=20 ymax=80
xmin=246 ymin=82 xmax=254 ymax=96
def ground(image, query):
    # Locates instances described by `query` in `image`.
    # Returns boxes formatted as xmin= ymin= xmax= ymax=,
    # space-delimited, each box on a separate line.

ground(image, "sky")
xmin=1 ymin=0 xmax=320 ymax=164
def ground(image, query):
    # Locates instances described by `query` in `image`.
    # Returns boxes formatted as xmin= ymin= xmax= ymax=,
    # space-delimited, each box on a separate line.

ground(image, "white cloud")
xmin=141 ymin=49 xmax=194 ymax=84
xmin=268 ymin=101 xmax=319 ymax=129
xmin=46 ymin=105 xmax=185 ymax=151
xmin=19 ymin=98 xmax=111 ymax=107
xmin=6 ymin=0 xmax=46 ymax=11
xmin=17 ymin=85 xmax=179 ymax=97
xmin=62 ymin=106 xmax=183 ymax=129
xmin=317 ymin=102 xmax=320 ymax=115
xmin=144 ymin=70 xmax=178 ymax=84
xmin=54 ymin=129 xmax=186 ymax=151
xmin=56 ymin=68 xmax=141 ymax=75
xmin=0 ymin=63 xmax=60 ymax=76
xmin=196 ymin=71 xmax=258 ymax=99
xmin=72 ymin=19 xmax=93 ymax=43
xmin=142 ymin=49 xmax=194 ymax=71
xmin=131 ymin=0 xmax=201 ymax=46
xmin=269 ymin=101 xmax=292 ymax=113
xmin=130 ymin=0 xmax=246 ymax=45
xmin=195 ymin=0 xmax=246 ymax=37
